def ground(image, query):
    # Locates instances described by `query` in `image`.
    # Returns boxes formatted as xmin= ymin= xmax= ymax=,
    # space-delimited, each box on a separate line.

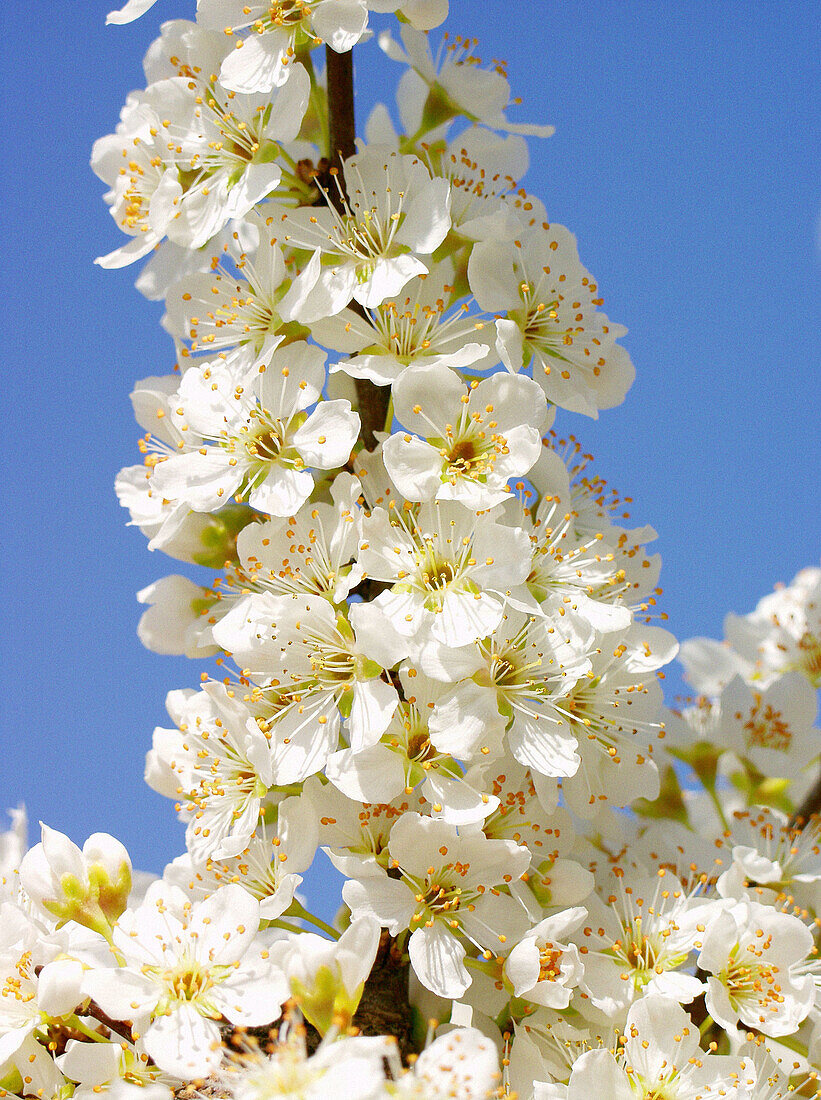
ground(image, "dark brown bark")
xmin=351 ymin=932 xmax=417 ymax=1062
xmin=325 ymin=47 xmax=357 ymax=169
xmin=323 ymin=45 xmax=390 ymax=450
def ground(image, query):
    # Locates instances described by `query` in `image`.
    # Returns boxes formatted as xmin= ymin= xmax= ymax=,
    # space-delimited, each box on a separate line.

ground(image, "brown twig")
xmin=323 ymin=45 xmax=390 ymax=449
xmin=325 ymin=47 xmax=357 ymax=170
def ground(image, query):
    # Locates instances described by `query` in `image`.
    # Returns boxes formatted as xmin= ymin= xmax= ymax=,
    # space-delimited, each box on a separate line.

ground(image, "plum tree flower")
xmin=19 ymin=2 xmax=817 ymax=1094
xmin=151 ymin=339 xmax=359 ymax=516
xmin=93 ymin=30 xmax=310 ymax=264
xmin=378 ymin=25 xmax=555 ymax=138
xmin=198 ymin=0 xmax=371 ymax=94
xmin=358 ymin=497 xmax=532 ymax=647
xmin=382 ymin=363 xmax=549 ymax=508
xmin=468 ymin=221 xmax=635 ymax=417
xmin=697 ymin=899 xmax=815 ymax=1037
xmin=83 ymin=884 xmax=289 ymax=1078
xmin=342 ymin=812 xmax=531 ymax=997
xmin=145 ymin=682 xmax=279 ymax=862
xmin=281 ymin=147 xmax=452 ymax=317
xmin=316 ymin=261 xmax=496 ymax=386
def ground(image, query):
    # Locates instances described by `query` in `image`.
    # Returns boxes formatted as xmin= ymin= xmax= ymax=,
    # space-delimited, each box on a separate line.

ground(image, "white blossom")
xmin=151 ymin=340 xmax=358 ymax=517
xmin=342 ymin=812 xmax=530 ymax=998
xmin=697 ymin=899 xmax=815 ymax=1037
xmin=281 ymin=147 xmax=451 ymax=317
xmin=468 ymin=220 xmax=635 ymax=417
xmin=83 ymin=883 xmax=289 ymax=1079
xmin=383 ymin=363 xmax=548 ymax=508
xmin=198 ymin=0 xmax=370 ymax=94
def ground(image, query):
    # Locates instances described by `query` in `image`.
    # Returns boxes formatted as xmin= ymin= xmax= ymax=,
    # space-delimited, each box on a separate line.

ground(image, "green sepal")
xmin=634 ymin=764 xmax=689 ymax=825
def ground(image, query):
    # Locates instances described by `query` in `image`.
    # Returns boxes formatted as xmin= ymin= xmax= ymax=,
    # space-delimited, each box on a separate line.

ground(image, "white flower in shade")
xmin=500 ymin=445 xmax=656 ymax=633
xmin=442 ymin=128 xmax=534 ymax=238
xmin=713 ymin=806 xmax=821 ymax=913
xmin=358 ymin=498 xmax=532 ymax=648
xmin=220 ymin=1030 xmax=391 ymax=1100
xmin=145 ymin=682 xmax=276 ymax=862
xmin=697 ymin=899 xmax=815 ymax=1037
xmin=164 ymin=795 xmax=318 ymax=921
xmin=270 ymin=916 xmax=381 ymax=1034
xmin=212 ymin=594 xmax=401 ymax=781
xmin=151 ymin=339 xmax=358 ymax=517
xmin=382 ymin=364 xmax=548 ymax=508
xmin=572 ymin=867 xmax=713 ymax=1018
xmin=553 ymin=624 xmax=677 ymax=818
xmin=83 ymin=884 xmax=289 ymax=1080
xmin=57 ymin=1037 xmax=177 ymax=1099
xmin=720 ymin=672 xmax=819 ymax=776
xmin=505 ymin=907 xmax=587 ymax=1010
xmin=418 ymin=606 xmax=595 ymax=777
xmin=231 ymin=472 xmax=364 ymax=603
xmin=198 ymin=0 xmax=370 ymax=94
xmin=379 ymin=25 xmax=554 ymax=138
xmin=162 ymin=211 xmax=316 ymax=365
xmin=476 ymin=777 xmax=593 ymax=915
xmin=550 ymin=439 xmax=663 ymax=612
xmin=468 ymin=221 xmax=634 ymax=417
xmin=390 ymin=1026 xmax=501 ymax=1099
xmin=341 ymin=813 xmax=530 ymax=998
xmin=538 ymin=997 xmax=748 ymax=1100
xmin=325 ymin=665 xmax=499 ymax=825
xmin=314 ymin=260 xmax=496 ymax=386
xmin=281 ymin=147 xmax=451 ymax=318
xmin=313 ymin=781 xmax=430 ymax=874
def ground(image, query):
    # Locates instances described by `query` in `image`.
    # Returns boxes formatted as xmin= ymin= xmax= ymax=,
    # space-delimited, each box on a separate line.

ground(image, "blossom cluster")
xmin=4 ymin=1 xmax=819 ymax=1097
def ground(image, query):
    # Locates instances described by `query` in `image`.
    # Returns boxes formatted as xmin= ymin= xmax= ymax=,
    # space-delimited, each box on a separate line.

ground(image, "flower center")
xmin=247 ymin=424 xmax=285 ymax=461
xmin=422 ymin=558 xmax=457 ymax=590
xmin=743 ymin=701 xmax=792 ymax=752
xmin=724 ymin=946 xmax=778 ymax=1010
xmin=163 ymin=959 xmax=213 ymax=1005
xmin=447 ymin=438 xmax=478 ymax=469
xmin=265 ymin=0 xmax=311 ymax=28
xmin=538 ymin=944 xmax=563 ymax=982
xmin=406 ymin=728 xmax=437 ymax=764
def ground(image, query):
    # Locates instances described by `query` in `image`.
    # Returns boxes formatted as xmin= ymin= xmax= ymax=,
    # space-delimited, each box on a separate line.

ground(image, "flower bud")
xmin=273 ymin=916 xmax=381 ymax=1035
xmin=19 ymin=823 xmax=131 ymax=934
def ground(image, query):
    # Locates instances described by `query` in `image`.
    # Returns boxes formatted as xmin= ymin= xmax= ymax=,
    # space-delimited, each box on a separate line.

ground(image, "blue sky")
xmin=4 ymin=2 xmax=819 ymax=908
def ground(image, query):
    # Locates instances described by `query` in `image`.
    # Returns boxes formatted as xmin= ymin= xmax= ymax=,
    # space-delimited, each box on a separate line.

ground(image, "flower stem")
xmin=289 ymin=898 xmax=341 ymax=940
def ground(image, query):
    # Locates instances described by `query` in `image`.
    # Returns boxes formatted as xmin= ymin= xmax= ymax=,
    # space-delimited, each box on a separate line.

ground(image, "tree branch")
xmin=326 ymin=47 xmax=357 ymax=169
xmin=324 ymin=45 xmax=390 ymax=450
